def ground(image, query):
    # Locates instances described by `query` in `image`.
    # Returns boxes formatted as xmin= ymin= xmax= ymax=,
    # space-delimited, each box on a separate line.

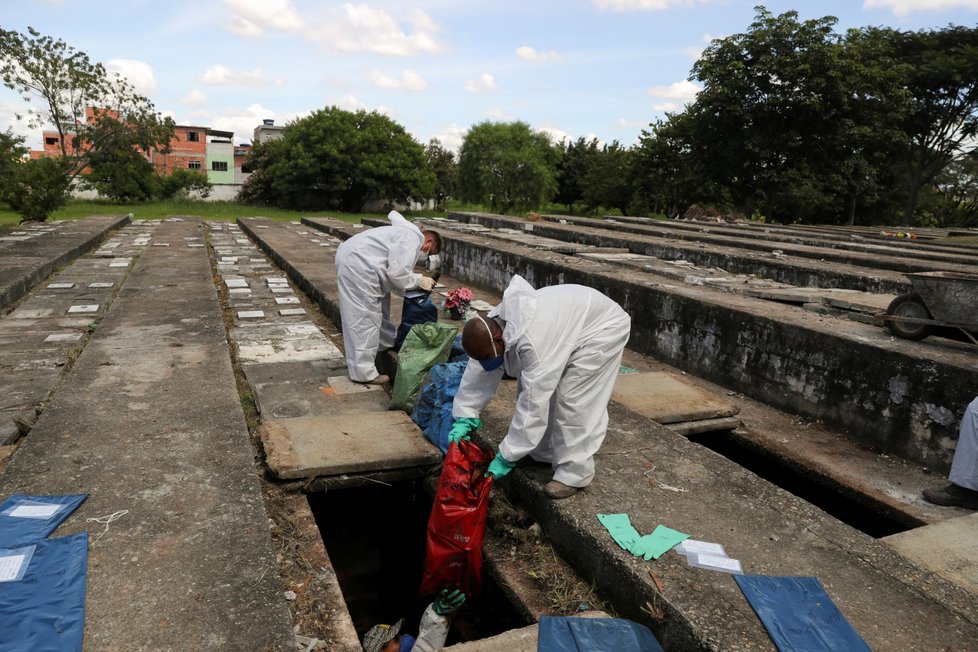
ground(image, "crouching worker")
xmin=361 ymin=589 xmax=465 ymax=652
xmin=448 ymin=275 xmax=631 ymax=499
xmin=923 ymin=395 xmax=978 ymax=510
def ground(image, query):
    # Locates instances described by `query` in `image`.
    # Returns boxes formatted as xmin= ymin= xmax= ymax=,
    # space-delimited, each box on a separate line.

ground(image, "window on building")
xmin=45 ymin=137 xmax=59 ymax=145
xmin=188 ymin=160 xmax=202 ymax=170
xmin=211 ymin=161 xmax=228 ymax=172
xmin=187 ymin=131 xmax=200 ymax=142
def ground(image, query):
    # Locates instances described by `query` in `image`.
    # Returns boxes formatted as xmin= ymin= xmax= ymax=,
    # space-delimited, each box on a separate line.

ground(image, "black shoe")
xmin=922 ymin=483 xmax=978 ymax=510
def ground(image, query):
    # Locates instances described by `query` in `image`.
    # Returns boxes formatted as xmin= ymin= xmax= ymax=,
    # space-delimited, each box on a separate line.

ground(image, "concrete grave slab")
xmin=225 ymin=279 xmax=249 ymax=288
xmin=67 ymin=304 xmax=100 ymax=314
xmin=244 ymin=364 xmax=387 ymax=420
xmin=270 ymin=287 xmax=292 ymax=293
xmin=612 ymin=371 xmax=740 ymax=424
xmin=237 ymin=339 xmax=343 ymax=365
xmin=884 ymin=512 xmax=978 ymax=595
xmin=237 ymin=310 xmax=264 ymax=319
xmin=260 ymin=412 xmax=442 ymax=479
xmin=44 ymin=333 xmax=83 ymax=342
xmin=275 ymin=296 xmax=300 ymax=304
xmin=229 ymin=288 xmax=251 ymax=295
xmin=48 ymin=282 xmax=75 ymax=289
xmin=89 ymin=282 xmax=114 ymax=288
xmin=279 ymin=308 xmax=306 ymax=316
xmin=109 ymin=258 xmax=132 ymax=267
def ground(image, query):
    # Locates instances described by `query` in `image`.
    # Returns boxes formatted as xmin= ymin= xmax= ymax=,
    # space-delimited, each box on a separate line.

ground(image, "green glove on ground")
xmin=447 ymin=417 xmax=482 ymax=444
xmin=486 ymin=454 xmax=516 ymax=479
xmin=432 ymin=589 xmax=466 ymax=615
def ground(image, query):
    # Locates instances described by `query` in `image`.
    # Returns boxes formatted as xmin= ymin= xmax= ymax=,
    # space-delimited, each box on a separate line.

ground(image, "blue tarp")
xmin=537 ymin=616 xmax=664 ymax=652
xmin=734 ymin=575 xmax=871 ymax=652
xmin=396 ymin=293 xmax=439 ymax=350
xmin=0 ymin=532 xmax=89 ymax=652
xmin=0 ymin=494 xmax=88 ymax=547
xmin=412 ymin=360 xmax=468 ymax=453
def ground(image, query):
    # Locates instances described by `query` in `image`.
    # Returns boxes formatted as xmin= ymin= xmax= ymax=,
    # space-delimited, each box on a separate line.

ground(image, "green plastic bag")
xmin=390 ymin=322 xmax=459 ymax=414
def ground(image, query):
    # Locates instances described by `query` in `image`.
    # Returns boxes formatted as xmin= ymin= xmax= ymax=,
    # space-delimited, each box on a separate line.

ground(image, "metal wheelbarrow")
xmin=876 ymin=271 xmax=978 ymax=343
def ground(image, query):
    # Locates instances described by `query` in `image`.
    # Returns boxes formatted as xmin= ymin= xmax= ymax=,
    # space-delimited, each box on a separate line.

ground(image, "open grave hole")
xmin=687 ymin=431 xmax=912 ymax=539
xmin=308 ymin=480 xmax=527 ymax=646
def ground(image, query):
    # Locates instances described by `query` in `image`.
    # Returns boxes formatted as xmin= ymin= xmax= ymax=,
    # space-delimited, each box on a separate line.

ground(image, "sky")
xmin=2 ymin=0 xmax=977 ymax=152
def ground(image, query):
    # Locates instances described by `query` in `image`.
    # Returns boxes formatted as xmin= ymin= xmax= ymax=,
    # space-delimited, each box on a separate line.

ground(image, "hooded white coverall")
xmin=451 ymin=275 xmax=631 ymax=488
xmin=949 ymin=396 xmax=978 ymax=491
xmin=335 ymin=211 xmax=425 ymax=382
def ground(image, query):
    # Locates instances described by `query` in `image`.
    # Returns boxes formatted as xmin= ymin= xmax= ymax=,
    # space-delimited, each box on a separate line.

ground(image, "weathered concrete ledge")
xmin=448 ymin=212 xmax=918 ymax=294
xmin=393 ymin=219 xmax=975 ymax=472
xmin=0 ymin=214 xmax=130 ymax=312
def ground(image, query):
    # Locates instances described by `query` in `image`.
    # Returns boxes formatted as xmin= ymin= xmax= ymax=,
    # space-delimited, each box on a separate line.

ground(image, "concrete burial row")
xmin=241 ymin=215 xmax=978 ymax=651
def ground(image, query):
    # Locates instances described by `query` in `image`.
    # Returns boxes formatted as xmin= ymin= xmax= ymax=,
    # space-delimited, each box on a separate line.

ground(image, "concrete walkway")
xmin=242 ymin=215 xmax=978 ymax=650
xmin=0 ymin=215 xmax=130 ymax=311
xmin=0 ymin=217 xmax=295 ymax=649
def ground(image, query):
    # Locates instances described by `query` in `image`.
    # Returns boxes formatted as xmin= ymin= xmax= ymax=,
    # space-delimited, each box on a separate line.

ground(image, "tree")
xmin=83 ymin=132 xmax=158 ymax=202
xmin=688 ymin=8 xmax=873 ymax=223
xmin=0 ymin=129 xmax=27 ymax=200
xmin=424 ymin=138 xmax=456 ymax=209
xmin=6 ymin=157 xmax=72 ymax=222
xmin=634 ymin=113 xmax=708 ymax=217
xmin=888 ymin=26 xmax=978 ymax=225
xmin=582 ymin=141 xmax=634 ymax=215
xmin=456 ymin=121 xmax=557 ymax=214
xmin=0 ymin=27 xmax=174 ymax=218
xmin=554 ymin=137 xmax=599 ymax=212
xmin=158 ymin=169 xmax=211 ymax=200
xmin=238 ymin=107 xmax=434 ymax=212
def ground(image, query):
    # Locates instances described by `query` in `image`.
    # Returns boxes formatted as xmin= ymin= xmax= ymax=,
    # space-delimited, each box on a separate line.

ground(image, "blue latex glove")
xmin=486 ymin=454 xmax=516 ymax=479
xmin=432 ymin=588 xmax=466 ymax=615
xmin=447 ymin=417 xmax=482 ymax=444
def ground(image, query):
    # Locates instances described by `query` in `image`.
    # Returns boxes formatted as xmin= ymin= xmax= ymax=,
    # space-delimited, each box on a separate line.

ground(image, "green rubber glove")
xmin=432 ymin=588 xmax=466 ymax=615
xmin=447 ymin=417 xmax=482 ymax=444
xmin=486 ymin=454 xmax=516 ymax=479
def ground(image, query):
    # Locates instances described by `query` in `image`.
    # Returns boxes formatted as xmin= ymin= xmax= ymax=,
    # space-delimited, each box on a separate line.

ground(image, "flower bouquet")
xmin=444 ymin=287 xmax=473 ymax=320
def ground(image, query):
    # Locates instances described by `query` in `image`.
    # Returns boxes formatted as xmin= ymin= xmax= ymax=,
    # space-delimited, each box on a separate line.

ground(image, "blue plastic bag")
xmin=537 ymin=616 xmax=664 ymax=652
xmin=412 ymin=360 xmax=467 ymax=453
xmin=0 ymin=532 xmax=89 ymax=652
xmin=396 ymin=293 xmax=438 ymax=350
xmin=0 ymin=494 xmax=88 ymax=547
xmin=734 ymin=575 xmax=871 ymax=652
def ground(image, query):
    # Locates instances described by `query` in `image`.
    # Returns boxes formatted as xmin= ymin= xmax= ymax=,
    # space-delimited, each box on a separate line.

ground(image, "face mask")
xmin=417 ymin=250 xmax=429 ymax=264
xmin=426 ymin=253 xmax=441 ymax=272
xmin=480 ymin=355 xmax=504 ymax=371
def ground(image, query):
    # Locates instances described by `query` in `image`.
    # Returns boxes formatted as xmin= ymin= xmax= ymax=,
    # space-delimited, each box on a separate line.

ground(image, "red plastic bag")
xmin=420 ymin=439 xmax=493 ymax=597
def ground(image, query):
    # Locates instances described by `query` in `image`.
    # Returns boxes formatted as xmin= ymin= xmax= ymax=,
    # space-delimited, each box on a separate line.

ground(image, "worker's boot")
xmin=543 ymin=480 xmax=580 ymax=500
xmin=922 ymin=483 xmax=978 ymax=509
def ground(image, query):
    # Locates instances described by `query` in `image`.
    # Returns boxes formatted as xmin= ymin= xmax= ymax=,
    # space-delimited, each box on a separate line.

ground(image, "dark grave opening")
xmin=308 ymin=480 xmax=525 ymax=645
xmin=687 ymin=432 xmax=912 ymax=539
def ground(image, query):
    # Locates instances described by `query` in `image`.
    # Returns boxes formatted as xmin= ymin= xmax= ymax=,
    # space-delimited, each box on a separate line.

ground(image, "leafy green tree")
xmin=158 ymin=169 xmax=211 ymax=200
xmin=554 ymin=137 xmax=599 ymax=212
xmin=239 ymin=107 xmax=433 ymax=212
xmin=634 ymin=113 xmax=707 ymax=218
xmin=928 ymin=151 xmax=978 ymax=227
xmin=0 ymin=26 xmax=174 ymax=218
xmin=0 ymin=129 xmax=27 ymax=202
xmin=582 ymin=141 xmax=635 ymax=214
xmin=6 ymin=157 xmax=72 ymax=222
xmin=887 ymin=26 xmax=978 ymax=225
xmin=83 ymin=133 xmax=158 ymax=202
xmin=457 ymin=121 xmax=557 ymax=214
xmin=424 ymin=138 xmax=456 ymax=209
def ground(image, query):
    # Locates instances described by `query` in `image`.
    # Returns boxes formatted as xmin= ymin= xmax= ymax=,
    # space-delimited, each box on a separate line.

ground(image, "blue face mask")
xmin=479 ymin=355 xmax=504 ymax=371
xmin=398 ymin=635 xmax=417 ymax=652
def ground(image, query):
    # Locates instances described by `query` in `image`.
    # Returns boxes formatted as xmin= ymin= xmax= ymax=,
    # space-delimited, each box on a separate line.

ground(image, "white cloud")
xmin=484 ymin=108 xmax=508 ymax=120
xmin=199 ymin=65 xmax=281 ymax=87
xmin=368 ymin=69 xmax=428 ymax=91
xmin=685 ymin=33 xmax=721 ymax=60
xmin=0 ymin=100 xmax=40 ymax=149
xmin=652 ymin=102 xmax=678 ymax=112
xmin=308 ymin=4 xmax=443 ymax=56
xmin=106 ymin=59 xmax=158 ymax=96
xmin=464 ymin=73 xmax=497 ymax=94
xmin=223 ymin=0 xmax=304 ymax=36
xmin=430 ymin=123 xmax=466 ymax=152
xmin=516 ymin=46 xmax=562 ymax=62
xmin=331 ymin=94 xmax=365 ymax=111
xmin=593 ymin=0 xmax=693 ymax=10
xmin=617 ymin=117 xmax=647 ymax=128
xmin=863 ymin=0 xmax=978 ymax=15
xmin=647 ymin=79 xmax=701 ymax=102
xmin=181 ymin=89 xmax=208 ymax=107
xmin=538 ymin=125 xmax=571 ymax=145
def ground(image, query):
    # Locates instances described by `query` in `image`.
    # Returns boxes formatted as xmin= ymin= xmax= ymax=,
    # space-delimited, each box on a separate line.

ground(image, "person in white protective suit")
xmin=447 ymin=275 xmax=631 ymax=499
xmin=923 ymin=395 xmax=978 ymax=510
xmin=335 ymin=211 xmax=441 ymax=384
xmin=361 ymin=589 xmax=465 ymax=652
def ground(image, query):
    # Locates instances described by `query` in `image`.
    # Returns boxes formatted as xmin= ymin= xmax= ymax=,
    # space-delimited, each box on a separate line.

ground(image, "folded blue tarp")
xmin=412 ymin=360 xmax=467 ymax=453
xmin=0 ymin=532 xmax=88 ymax=652
xmin=734 ymin=575 xmax=871 ymax=651
xmin=537 ymin=616 xmax=664 ymax=652
xmin=0 ymin=494 xmax=88 ymax=547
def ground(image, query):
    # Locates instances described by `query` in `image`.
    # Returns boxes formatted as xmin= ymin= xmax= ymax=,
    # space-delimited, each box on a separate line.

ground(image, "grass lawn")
xmin=0 ymin=200 xmax=378 ymax=228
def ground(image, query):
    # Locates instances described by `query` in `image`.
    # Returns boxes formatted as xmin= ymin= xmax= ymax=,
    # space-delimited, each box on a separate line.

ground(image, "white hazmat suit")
xmin=949 ymin=396 xmax=978 ymax=491
xmin=452 ymin=275 xmax=631 ymax=488
xmin=335 ymin=211 xmax=425 ymax=382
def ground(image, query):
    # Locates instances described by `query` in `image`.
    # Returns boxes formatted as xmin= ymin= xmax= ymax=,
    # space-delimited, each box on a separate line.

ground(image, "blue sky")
xmin=2 ymin=0 xmax=977 ymax=151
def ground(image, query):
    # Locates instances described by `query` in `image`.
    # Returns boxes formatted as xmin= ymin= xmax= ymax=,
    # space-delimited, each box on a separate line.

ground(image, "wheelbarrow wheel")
xmin=886 ymin=293 xmax=933 ymax=341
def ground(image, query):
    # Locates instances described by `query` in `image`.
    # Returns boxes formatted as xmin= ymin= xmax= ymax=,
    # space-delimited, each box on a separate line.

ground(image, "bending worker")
xmin=448 ymin=275 xmax=631 ymax=499
xmin=336 ymin=211 xmax=441 ymax=385
xmin=923 ymin=395 xmax=978 ymax=510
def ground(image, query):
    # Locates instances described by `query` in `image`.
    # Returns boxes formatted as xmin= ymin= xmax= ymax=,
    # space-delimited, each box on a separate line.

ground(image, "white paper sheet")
xmin=0 ymin=554 xmax=27 ymax=582
xmin=675 ymin=539 xmax=727 ymax=557
xmin=9 ymin=504 xmax=61 ymax=519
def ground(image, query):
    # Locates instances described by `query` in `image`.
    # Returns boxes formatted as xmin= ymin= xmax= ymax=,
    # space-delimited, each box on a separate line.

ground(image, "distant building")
xmin=253 ymin=119 xmax=285 ymax=145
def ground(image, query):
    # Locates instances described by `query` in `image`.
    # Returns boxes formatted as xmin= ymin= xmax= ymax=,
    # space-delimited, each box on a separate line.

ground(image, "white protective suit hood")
xmin=489 ymin=274 xmax=537 ymax=350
